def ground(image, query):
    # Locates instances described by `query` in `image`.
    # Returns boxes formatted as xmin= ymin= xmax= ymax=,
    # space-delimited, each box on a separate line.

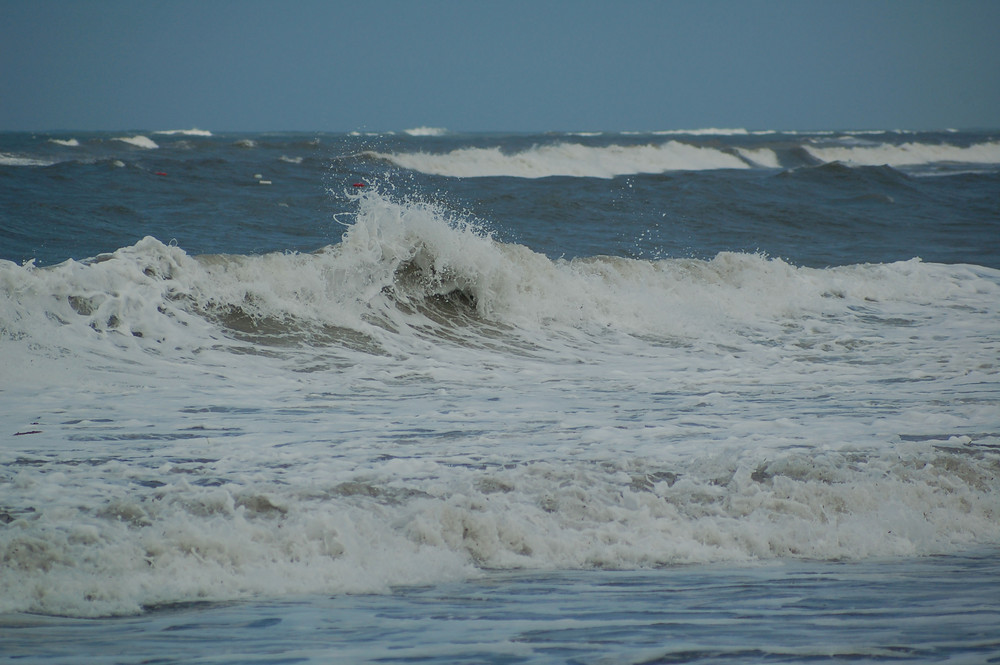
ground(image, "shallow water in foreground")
xmin=4 ymin=550 xmax=999 ymax=664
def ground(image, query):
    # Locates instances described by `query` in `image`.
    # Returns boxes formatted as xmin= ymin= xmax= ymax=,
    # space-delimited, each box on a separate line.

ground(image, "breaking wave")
xmin=804 ymin=140 xmax=1000 ymax=167
xmin=366 ymin=141 xmax=752 ymax=178
xmin=113 ymin=135 xmax=159 ymax=149
xmin=367 ymin=139 xmax=1000 ymax=178
xmin=2 ymin=189 xmax=999 ymax=617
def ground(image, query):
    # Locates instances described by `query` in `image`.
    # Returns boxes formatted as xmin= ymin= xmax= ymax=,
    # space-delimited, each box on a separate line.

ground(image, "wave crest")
xmin=112 ymin=135 xmax=159 ymax=149
xmin=367 ymin=141 xmax=752 ymax=178
xmin=4 ymin=190 xmax=997 ymax=355
xmin=804 ymin=140 xmax=1000 ymax=167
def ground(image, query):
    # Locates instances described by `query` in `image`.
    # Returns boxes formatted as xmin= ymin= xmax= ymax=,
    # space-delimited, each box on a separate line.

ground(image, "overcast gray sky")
xmin=2 ymin=0 xmax=998 ymax=132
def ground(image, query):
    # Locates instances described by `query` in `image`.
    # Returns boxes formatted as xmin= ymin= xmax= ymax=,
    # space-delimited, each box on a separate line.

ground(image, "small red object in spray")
xmin=352 ymin=182 xmax=366 ymax=187
xmin=155 ymin=172 xmax=168 ymax=176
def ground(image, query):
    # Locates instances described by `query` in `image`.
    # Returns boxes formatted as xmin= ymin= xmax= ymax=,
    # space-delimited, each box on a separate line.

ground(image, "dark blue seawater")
xmin=2 ymin=129 xmax=1000 ymax=663
xmin=3 ymin=129 xmax=999 ymax=268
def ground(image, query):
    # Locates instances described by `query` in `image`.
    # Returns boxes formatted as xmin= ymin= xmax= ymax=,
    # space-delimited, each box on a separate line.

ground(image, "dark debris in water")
xmin=750 ymin=466 xmax=772 ymax=484
xmin=235 ymin=494 xmax=288 ymax=517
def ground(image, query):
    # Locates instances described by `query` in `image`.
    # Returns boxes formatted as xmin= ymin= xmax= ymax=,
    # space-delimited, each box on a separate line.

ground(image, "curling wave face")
xmin=2 ymin=190 xmax=999 ymax=617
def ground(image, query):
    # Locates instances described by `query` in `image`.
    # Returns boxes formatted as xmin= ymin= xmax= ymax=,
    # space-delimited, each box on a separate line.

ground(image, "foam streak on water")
xmin=2 ymin=189 xmax=999 ymax=619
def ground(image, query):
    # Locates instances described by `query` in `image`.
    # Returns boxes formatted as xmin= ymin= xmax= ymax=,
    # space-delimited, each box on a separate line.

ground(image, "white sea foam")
xmin=652 ymin=128 xmax=750 ymax=136
xmin=113 ymin=135 xmax=159 ymax=149
xmin=2 ymin=191 xmax=998 ymax=617
xmin=369 ymin=141 xmax=750 ymax=178
xmin=772 ymin=130 xmax=838 ymax=136
xmin=47 ymin=138 xmax=80 ymax=147
xmin=404 ymin=126 xmax=448 ymax=137
xmin=805 ymin=141 xmax=1000 ymax=167
xmin=153 ymin=128 xmax=213 ymax=136
xmin=0 ymin=152 xmax=55 ymax=166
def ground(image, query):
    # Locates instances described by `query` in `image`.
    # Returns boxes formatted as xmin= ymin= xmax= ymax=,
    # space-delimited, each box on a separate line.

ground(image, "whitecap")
xmin=369 ymin=141 xmax=750 ymax=178
xmin=113 ymin=135 xmax=159 ymax=149
xmin=804 ymin=140 xmax=1000 ymax=167
xmin=404 ymin=126 xmax=448 ymax=137
xmin=153 ymin=128 xmax=213 ymax=137
xmin=652 ymin=128 xmax=750 ymax=136
xmin=0 ymin=152 xmax=55 ymax=166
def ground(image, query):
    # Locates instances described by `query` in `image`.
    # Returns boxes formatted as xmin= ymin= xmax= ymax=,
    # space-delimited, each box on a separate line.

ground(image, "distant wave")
xmin=48 ymin=138 xmax=80 ymax=147
xmin=368 ymin=141 xmax=752 ymax=178
xmin=113 ymin=135 xmax=159 ymax=149
xmin=153 ymin=128 xmax=213 ymax=136
xmin=0 ymin=151 xmax=55 ymax=166
xmin=735 ymin=147 xmax=781 ymax=168
xmin=368 ymin=136 xmax=1000 ymax=179
xmin=404 ymin=126 xmax=448 ymax=137
xmin=805 ymin=141 xmax=1000 ymax=167
xmin=652 ymin=128 xmax=751 ymax=136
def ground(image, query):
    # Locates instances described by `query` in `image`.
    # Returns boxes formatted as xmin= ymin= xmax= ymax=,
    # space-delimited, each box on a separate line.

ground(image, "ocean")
xmin=2 ymin=127 xmax=999 ymax=663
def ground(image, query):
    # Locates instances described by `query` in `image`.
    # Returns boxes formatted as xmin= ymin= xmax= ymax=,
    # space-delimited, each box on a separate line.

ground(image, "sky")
xmin=2 ymin=0 xmax=998 ymax=133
